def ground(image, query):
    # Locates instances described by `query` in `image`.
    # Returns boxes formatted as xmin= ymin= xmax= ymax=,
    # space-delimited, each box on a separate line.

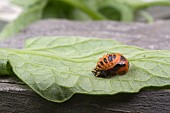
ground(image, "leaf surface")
xmin=0 ymin=36 xmax=170 ymax=102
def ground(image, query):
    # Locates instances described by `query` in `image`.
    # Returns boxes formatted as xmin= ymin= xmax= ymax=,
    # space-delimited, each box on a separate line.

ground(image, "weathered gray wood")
xmin=0 ymin=20 xmax=170 ymax=113
xmin=0 ymin=20 xmax=7 ymax=31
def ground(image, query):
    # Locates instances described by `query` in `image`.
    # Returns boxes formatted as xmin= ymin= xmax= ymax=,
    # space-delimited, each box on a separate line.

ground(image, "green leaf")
xmin=0 ymin=36 xmax=170 ymax=103
xmin=43 ymin=0 xmax=92 ymax=20
xmin=0 ymin=0 xmax=47 ymax=40
xmin=61 ymin=0 xmax=106 ymax=20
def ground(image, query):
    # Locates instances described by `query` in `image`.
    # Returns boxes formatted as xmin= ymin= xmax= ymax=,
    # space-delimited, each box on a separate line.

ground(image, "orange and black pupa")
xmin=92 ymin=53 xmax=129 ymax=78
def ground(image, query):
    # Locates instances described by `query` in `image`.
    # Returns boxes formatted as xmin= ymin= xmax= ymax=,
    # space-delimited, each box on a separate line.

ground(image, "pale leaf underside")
xmin=0 ymin=36 xmax=169 ymax=103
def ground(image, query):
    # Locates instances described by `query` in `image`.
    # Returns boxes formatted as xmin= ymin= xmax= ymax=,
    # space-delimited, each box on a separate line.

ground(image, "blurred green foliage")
xmin=12 ymin=0 xmax=170 ymax=21
xmin=0 ymin=0 xmax=170 ymax=39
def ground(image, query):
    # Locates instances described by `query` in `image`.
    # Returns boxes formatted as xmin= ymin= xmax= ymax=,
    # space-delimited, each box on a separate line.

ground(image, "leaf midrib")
xmin=8 ymin=49 xmax=92 ymax=63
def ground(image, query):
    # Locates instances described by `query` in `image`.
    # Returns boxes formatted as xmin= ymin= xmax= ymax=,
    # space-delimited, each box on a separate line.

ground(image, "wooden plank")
xmin=0 ymin=78 xmax=170 ymax=113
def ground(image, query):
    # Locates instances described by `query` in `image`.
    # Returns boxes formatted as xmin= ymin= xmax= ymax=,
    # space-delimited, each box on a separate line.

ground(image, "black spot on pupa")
xmin=111 ymin=64 xmax=122 ymax=72
xmin=108 ymin=55 xmax=113 ymax=62
xmin=97 ymin=65 xmax=101 ymax=68
xmin=100 ymin=61 xmax=104 ymax=65
xmin=120 ymin=55 xmax=126 ymax=61
xmin=104 ymin=58 xmax=108 ymax=63
xmin=113 ymin=54 xmax=116 ymax=59
xmin=98 ymin=70 xmax=111 ymax=78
